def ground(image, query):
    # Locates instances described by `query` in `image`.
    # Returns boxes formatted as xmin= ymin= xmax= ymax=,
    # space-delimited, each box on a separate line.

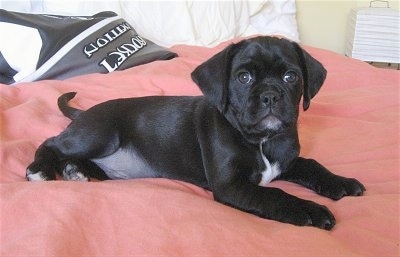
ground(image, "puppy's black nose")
xmin=261 ymin=91 xmax=280 ymax=106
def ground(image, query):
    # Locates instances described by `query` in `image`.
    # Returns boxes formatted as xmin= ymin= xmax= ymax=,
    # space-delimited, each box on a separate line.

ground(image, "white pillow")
xmin=0 ymin=0 xmax=299 ymax=47
xmin=117 ymin=0 xmax=299 ymax=47
xmin=249 ymin=0 xmax=299 ymax=43
xmin=120 ymin=1 xmax=265 ymax=47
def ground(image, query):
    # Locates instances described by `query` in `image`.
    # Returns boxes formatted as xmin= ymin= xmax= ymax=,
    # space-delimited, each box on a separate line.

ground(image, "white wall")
xmin=296 ymin=0 xmax=399 ymax=54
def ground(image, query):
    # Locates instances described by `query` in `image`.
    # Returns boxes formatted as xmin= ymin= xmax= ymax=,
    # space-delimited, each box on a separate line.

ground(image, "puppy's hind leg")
xmin=27 ymin=112 xmax=120 ymax=181
xmin=27 ymin=145 xmax=110 ymax=182
xmin=60 ymin=159 xmax=109 ymax=181
xmin=26 ymin=140 xmax=60 ymax=181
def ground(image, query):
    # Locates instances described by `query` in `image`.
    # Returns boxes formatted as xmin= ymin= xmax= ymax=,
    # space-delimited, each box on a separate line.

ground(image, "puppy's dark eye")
xmin=237 ymin=72 xmax=253 ymax=84
xmin=283 ymin=71 xmax=298 ymax=83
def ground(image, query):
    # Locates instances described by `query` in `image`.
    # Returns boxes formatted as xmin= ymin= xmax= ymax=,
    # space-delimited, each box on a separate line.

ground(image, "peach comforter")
xmin=1 ymin=39 xmax=399 ymax=256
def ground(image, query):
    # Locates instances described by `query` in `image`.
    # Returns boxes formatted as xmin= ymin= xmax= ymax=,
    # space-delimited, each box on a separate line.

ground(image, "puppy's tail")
xmin=57 ymin=92 xmax=83 ymax=120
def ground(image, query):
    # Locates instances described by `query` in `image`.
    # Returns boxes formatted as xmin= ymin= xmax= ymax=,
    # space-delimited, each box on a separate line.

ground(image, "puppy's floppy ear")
xmin=191 ymin=44 xmax=237 ymax=113
xmin=292 ymin=42 xmax=327 ymax=111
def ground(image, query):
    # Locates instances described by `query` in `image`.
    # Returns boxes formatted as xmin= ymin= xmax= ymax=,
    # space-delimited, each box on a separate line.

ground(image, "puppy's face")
xmin=192 ymin=37 xmax=327 ymax=144
xmin=227 ymin=41 xmax=303 ymax=139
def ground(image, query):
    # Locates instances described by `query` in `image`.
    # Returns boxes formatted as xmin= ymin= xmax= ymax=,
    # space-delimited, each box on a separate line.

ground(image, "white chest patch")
xmin=258 ymin=143 xmax=281 ymax=187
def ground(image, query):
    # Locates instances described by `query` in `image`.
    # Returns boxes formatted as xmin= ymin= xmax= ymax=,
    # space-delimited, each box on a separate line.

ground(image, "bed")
xmin=1 ymin=1 xmax=399 ymax=256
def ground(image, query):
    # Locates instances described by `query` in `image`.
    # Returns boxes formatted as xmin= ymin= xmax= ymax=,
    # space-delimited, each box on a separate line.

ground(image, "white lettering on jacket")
xmin=83 ymin=22 xmax=131 ymax=58
xmin=99 ymin=35 xmax=147 ymax=72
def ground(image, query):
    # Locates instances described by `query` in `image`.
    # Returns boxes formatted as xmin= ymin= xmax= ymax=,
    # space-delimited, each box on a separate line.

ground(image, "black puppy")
xmin=27 ymin=36 xmax=365 ymax=230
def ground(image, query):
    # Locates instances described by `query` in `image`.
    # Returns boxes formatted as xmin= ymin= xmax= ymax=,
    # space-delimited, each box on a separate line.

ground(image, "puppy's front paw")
xmin=276 ymin=200 xmax=335 ymax=230
xmin=317 ymin=176 xmax=366 ymax=200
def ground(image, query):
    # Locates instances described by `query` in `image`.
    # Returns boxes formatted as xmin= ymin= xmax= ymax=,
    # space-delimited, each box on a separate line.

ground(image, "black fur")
xmin=27 ymin=36 xmax=365 ymax=230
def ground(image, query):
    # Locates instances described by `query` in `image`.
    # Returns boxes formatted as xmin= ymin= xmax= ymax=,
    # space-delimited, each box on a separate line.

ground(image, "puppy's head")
xmin=191 ymin=36 xmax=326 ymax=144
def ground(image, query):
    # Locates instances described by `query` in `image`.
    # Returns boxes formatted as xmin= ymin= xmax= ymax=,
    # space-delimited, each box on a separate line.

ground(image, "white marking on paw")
xmin=26 ymin=170 xmax=46 ymax=181
xmin=258 ymin=142 xmax=281 ymax=187
xmin=63 ymin=164 xmax=89 ymax=181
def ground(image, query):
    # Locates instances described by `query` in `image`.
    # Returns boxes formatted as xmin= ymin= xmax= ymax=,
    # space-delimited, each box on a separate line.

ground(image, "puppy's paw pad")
xmin=62 ymin=163 xmax=89 ymax=181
